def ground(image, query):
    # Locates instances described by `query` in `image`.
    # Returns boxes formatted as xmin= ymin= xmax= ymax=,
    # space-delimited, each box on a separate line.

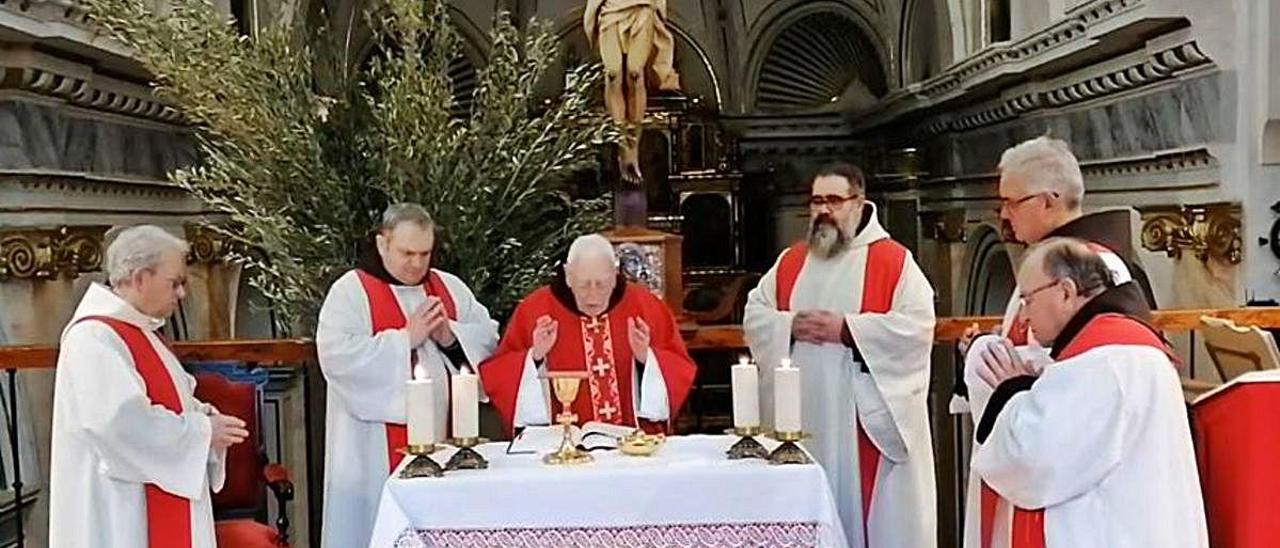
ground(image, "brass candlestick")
xmin=725 ymin=426 xmax=770 ymax=460
xmin=399 ymin=444 xmax=444 ymax=478
xmin=542 ymin=371 xmax=593 ymax=465
xmin=768 ymin=431 xmax=812 ymax=465
xmin=445 ymin=437 xmax=490 ymax=471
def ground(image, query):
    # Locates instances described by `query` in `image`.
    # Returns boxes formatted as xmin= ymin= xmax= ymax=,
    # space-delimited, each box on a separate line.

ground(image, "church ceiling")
xmin=753 ymin=10 xmax=888 ymax=113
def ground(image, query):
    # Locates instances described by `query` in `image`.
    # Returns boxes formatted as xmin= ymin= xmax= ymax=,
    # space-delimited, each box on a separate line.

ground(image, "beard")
xmin=808 ymin=212 xmax=855 ymax=259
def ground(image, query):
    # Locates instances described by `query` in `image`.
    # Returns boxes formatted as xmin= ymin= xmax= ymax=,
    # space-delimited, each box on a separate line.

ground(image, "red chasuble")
xmin=481 ymin=283 xmax=696 ymax=434
xmin=773 ymin=238 xmax=908 ymax=546
xmin=79 ymin=315 xmax=193 ymax=548
xmin=356 ymin=269 xmax=457 ymax=471
xmin=980 ymin=313 xmax=1176 ymax=548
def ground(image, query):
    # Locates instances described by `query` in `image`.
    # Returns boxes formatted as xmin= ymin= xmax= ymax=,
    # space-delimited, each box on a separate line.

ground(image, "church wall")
xmin=0 ymin=0 xmax=316 ymax=542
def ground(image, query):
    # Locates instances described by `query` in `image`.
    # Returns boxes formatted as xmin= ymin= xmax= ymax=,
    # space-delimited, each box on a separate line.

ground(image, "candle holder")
xmin=725 ymin=426 xmax=770 ymax=460
xmin=399 ymin=444 xmax=444 ymax=478
xmin=542 ymin=371 xmax=593 ymax=465
xmin=767 ymin=431 xmax=812 ymax=465
xmin=445 ymin=437 xmax=489 ymax=471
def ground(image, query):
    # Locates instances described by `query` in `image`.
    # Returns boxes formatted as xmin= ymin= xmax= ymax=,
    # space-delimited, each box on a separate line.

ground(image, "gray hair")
xmin=998 ymin=136 xmax=1085 ymax=209
xmin=106 ymin=225 xmax=189 ymax=286
xmin=566 ymin=234 xmax=617 ymax=267
xmin=1027 ymin=237 xmax=1113 ymax=298
xmin=380 ymin=203 xmax=435 ymax=233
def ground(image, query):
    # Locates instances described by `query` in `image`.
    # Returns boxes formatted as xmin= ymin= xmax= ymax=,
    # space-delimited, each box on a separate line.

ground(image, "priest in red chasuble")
xmin=481 ymin=234 xmax=696 ymax=433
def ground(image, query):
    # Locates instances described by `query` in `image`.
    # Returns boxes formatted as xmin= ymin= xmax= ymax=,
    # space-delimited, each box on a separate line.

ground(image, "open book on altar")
xmin=505 ymin=421 xmax=637 ymax=455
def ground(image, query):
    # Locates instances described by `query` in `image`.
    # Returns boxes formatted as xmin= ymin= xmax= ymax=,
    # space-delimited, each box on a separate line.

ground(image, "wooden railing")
xmin=4 ymin=308 xmax=1280 ymax=365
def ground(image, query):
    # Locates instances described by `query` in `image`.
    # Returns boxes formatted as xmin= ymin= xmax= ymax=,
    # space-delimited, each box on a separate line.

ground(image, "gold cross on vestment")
xmin=598 ymin=403 xmax=618 ymax=421
xmin=592 ymin=359 xmax=612 ymax=376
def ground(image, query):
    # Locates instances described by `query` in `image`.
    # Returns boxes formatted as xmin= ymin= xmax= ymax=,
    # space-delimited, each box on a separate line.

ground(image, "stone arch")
xmin=744 ymin=1 xmax=891 ymax=114
xmin=899 ymin=0 xmax=955 ymax=86
xmin=963 ymin=224 xmax=1016 ymax=315
xmin=317 ymin=2 xmax=488 ymax=117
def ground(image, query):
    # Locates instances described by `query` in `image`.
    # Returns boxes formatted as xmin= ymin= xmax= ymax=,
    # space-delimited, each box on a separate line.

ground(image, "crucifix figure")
xmin=584 ymin=0 xmax=681 ymax=187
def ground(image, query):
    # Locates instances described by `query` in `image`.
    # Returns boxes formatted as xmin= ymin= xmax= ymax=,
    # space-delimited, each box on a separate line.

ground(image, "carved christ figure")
xmin=584 ymin=0 xmax=681 ymax=184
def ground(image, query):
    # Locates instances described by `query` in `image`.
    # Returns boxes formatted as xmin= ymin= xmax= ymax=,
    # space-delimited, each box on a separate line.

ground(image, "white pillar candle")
xmin=407 ymin=365 xmax=437 ymax=446
xmin=774 ymin=358 xmax=802 ymax=433
xmin=731 ymin=356 xmax=760 ymax=429
xmin=451 ymin=369 xmax=480 ymax=439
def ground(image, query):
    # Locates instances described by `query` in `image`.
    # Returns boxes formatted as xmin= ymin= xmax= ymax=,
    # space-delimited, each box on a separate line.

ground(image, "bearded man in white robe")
xmin=744 ymin=163 xmax=937 ymax=548
xmin=972 ymin=238 xmax=1206 ymax=548
xmin=50 ymin=225 xmax=248 ymax=548
xmin=316 ymin=203 xmax=498 ymax=548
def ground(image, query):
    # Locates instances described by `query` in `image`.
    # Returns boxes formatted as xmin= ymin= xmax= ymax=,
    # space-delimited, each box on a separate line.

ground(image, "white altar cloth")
xmin=367 ymin=434 xmax=848 ymax=547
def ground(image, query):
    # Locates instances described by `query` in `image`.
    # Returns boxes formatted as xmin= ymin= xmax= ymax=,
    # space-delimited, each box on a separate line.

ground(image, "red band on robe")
xmin=775 ymin=237 xmax=908 ymax=544
xmin=580 ymin=314 xmax=626 ymax=424
xmin=981 ymin=312 xmax=1175 ymax=548
xmin=357 ymin=270 xmax=457 ymax=471
xmin=79 ymin=316 xmax=193 ymax=548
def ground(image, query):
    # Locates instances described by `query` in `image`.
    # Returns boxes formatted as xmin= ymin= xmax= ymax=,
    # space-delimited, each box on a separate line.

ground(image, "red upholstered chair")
xmin=193 ymin=372 xmax=294 ymax=547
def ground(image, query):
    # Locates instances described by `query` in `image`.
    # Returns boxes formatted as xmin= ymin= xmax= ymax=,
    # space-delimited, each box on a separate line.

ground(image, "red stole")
xmin=80 ymin=315 xmax=192 ymax=548
xmin=541 ymin=291 xmax=642 ymax=428
xmin=979 ymin=313 xmax=1176 ymax=548
xmin=775 ymin=238 xmax=908 ymax=545
xmin=356 ymin=270 xmax=457 ymax=471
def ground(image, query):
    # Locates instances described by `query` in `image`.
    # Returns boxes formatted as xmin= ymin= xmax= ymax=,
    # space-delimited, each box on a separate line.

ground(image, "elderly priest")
xmin=480 ymin=234 xmax=696 ymax=433
xmin=49 ymin=225 xmax=248 ymax=548
xmin=972 ymin=238 xmax=1207 ymax=548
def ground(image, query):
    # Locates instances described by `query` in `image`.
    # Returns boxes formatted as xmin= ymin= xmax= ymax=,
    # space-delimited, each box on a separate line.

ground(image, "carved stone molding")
xmin=1139 ymin=203 xmax=1242 ymax=265
xmin=0 ymin=47 xmax=183 ymax=125
xmin=909 ymin=41 xmax=1212 ymax=139
xmin=185 ymin=225 xmax=242 ymax=264
xmin=920 ymin=210 xmax=967 ymax=243
xmin=0 ymin=225 xmax=107 ymax=280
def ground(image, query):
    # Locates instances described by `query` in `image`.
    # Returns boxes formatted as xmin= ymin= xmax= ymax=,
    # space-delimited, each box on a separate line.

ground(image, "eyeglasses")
xmin=809 ymin=194 xmax=861 ymax=209
xmin=1018 ymin=279 xmax=1062 ymax=307
xmin=998 ymin=191 xmax=1058 ymax=211
xmin=1019 ymin=279 xmax=1105 ymax=307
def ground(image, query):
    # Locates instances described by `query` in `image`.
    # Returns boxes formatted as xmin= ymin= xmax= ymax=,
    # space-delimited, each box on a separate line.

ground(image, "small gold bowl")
xmin=618 ymin=431 xmax=665 ymax=456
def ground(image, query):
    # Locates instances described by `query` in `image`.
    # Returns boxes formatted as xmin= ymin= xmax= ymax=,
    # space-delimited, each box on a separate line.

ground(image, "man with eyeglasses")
xmin=50 ymin=225 xmax=248 ymax=548
xmin=745 ymin=163 xmax=938 ymax=547
xmin=959 ymin=137 xmax=1160 ymax=548
xmin=969 ymin=238 xmax=1206 ymax=548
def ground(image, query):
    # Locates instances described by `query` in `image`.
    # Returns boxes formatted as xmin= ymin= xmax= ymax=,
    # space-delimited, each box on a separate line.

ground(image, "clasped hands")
xmin=407 ymin=296 xmax=455 ymax=348
xmin=791 ymin=310 xmax=847 ymax=345
xmin=974 ymin=336 xmax=1038 ymax=387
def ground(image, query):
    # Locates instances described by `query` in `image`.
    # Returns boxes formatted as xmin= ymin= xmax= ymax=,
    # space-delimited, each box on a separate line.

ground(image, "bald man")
xmin=970 ymin=238 xmax=1206 ymax=548
xmin=959 ymin=137 xmax=1161 ymax=548
xmin=479 ymin=234 xmax=696 ymax=434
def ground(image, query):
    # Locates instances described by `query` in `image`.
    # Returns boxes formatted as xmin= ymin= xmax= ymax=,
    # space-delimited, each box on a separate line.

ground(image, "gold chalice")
xmin=542 ymin=371 xmax=593 ymax=465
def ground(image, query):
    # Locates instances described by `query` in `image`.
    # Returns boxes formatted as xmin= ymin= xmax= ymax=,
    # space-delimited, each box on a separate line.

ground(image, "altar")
xmin=366 ymin=435 xmax=848 ymax=548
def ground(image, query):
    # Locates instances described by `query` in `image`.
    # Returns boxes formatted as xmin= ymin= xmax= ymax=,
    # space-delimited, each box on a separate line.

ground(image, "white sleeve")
xmin=972 ymin=355 xmax=1126 ymax=509
xmin=316 ymin=272 xmax=412 ymax=423
xmin=62 ymin=323 xmax=213 ymax=500
xmin=636 ymin=351 xmax=669 ymax=421
xmin=512 ymin=352 xmax=551 ymax=427
xmin=440 ymin=272 xmax=499 ymax=369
